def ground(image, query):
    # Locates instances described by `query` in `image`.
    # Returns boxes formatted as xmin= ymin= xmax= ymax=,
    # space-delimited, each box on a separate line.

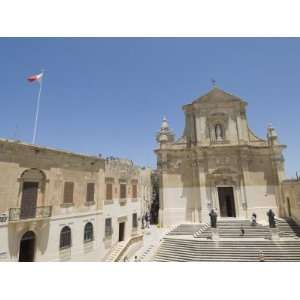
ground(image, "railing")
xmin=9 ymin=206 xmax=52 ymax=221
xmin=115 ymin=234 xmax=143 ymax=262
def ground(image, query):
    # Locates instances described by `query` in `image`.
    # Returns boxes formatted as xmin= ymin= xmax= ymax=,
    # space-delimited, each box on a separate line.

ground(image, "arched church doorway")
xmin=19 ymin=231 xmax=36 ymax=262
xmin=217 ymin=187 xmax=236 ymax=217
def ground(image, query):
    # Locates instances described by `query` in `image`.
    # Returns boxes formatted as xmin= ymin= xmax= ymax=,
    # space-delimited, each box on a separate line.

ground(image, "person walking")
xmin=240 ymin=225 xmax=245 ymax=237
xmin=251 ymin=213 xmax=257 ymax=226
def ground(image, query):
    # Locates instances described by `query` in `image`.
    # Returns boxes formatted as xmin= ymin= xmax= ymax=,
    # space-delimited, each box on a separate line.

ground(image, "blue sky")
xmin=0 ymin=38 xmax=299 ymax=177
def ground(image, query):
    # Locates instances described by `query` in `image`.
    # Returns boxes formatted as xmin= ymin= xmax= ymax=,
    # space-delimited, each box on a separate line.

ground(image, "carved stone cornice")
xmin=206 ymin=167 xmax=241 ymax=186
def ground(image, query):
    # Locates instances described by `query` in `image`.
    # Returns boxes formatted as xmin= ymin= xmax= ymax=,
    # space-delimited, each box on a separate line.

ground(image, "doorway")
xmin=218 ymin=187 xmax=236 ymax=217
xmin=20 ymin=182 xmax=38 ymax=219
xmin=19 ymin=231 xmax=35 ymax=262
xmin=118 ymin=222 xmax=125 ymax=242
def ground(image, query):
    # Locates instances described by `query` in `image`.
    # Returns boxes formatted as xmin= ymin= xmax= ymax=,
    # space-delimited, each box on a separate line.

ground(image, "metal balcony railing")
xmin=9 ymin=206 xmax=52 ymax=221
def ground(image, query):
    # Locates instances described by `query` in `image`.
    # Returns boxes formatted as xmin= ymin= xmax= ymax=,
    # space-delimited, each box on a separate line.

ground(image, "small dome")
xmin=161 ymin=116 xmax=169 ymax=130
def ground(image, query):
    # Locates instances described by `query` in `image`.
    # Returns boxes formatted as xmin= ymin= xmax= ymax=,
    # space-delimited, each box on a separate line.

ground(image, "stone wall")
xmin=281 ymin=180 xmax=300 ymax=223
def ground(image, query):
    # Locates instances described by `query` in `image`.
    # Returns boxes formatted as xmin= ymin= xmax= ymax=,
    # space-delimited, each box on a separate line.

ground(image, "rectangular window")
xmin=106 ymin=183 xmax=113 ymax=200
xmin=120 ymin=184 xmax=126 ymax=199
xmin=86 ymin=183 xmax=95 ymax=203
xmin=63 ymin=182 xmax=74 ymax=204
xmin=132 ymin=213 xmax=138 ymax=228
xmin=132 ymin=184 xmax=137 ymax=198
xmin=105 ymin=218 xmax=113 ymax=237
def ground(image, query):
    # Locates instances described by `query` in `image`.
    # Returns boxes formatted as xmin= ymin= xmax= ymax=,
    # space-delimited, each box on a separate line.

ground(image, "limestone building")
xmin=155 ymin=87 xmax=286 ymax=227
xmin=0 ymin=139 xmax=150 ymax=261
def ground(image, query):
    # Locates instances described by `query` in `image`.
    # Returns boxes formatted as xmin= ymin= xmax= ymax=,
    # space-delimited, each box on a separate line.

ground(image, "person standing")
xmin=141 ymin=214 xmax=145 ymax=229
xmin=145 ymin=212 xmax=150 ymax=228
xmin=258 ymin=250 xmax=265 ymax=262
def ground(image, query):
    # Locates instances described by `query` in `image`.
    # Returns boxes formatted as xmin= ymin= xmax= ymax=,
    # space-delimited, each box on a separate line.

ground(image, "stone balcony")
xmin=9 ymin=206 xmax=52 ymax=222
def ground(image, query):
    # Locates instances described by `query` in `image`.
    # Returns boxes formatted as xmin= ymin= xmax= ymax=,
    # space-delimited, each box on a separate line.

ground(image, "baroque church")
xmin=155 ymin=87 xmax=286 ymax=226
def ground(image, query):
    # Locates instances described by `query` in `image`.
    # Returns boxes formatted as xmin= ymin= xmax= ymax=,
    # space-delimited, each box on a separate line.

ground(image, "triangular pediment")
xmin=193 ymin=87 xmax=245 ymax=104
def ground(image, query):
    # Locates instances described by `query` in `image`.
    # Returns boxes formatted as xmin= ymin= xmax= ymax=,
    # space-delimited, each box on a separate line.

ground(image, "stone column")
xmin=197 ymin=153 xmax=209 ymax=223
xmin=191 ymin=157 xmax=202 ymax=223
xmin=239 ymin=152 xmax=250 ymax=219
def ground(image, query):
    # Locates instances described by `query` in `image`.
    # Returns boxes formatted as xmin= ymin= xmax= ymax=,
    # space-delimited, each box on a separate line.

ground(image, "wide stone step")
xmin=155 ymin=251 xmax=300 ymax=260
xmin=163 ymin=239 xmax=300 ymax=247
xmin=156 ymin=252 xmax=300 ymax=260
xmin=158 ymin=246 xmax=300 ymax=254
xmin=156 ymin=219 xmax=300 ymax=261
xmin=161 ymin=242 xmax=300 ymax=250
xmin=154 ymin=256 xmax=300 ymax=262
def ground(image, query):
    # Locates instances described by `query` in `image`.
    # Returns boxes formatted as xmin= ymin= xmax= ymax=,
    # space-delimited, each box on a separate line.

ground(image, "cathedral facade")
xmin=155 ymin=87 xmax=286 ymax=226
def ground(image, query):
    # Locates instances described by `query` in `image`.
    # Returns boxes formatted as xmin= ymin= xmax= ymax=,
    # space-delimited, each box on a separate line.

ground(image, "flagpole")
xmin=32 ymin=73 xmax=43 ymax=144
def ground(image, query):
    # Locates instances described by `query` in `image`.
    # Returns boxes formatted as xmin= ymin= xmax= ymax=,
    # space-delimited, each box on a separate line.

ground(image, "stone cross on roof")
xmin=211 ymin=78 xmax=216 ymax=87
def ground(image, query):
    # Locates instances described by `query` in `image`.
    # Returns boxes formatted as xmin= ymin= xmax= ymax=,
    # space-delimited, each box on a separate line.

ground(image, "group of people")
xmin=209 ymin=209 xmax=277 ymax=237
xmin=123 ymin=256 xmax=140 ymax=262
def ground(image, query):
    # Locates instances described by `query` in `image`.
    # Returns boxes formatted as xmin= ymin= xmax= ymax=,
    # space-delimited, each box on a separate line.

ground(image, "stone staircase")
xmin=167 ymin=224 xmax=207 ymax=236
xmin=153 ymin=218 xmax=300 ymax=262
xmin=154 ymin=237 xmax=300 ymax=262
xmin=104 ymin=241 xmax=126 ymax=262
xmin=276 ymin=218 xmax=300 ymax=238
xmin=194 ymin=219 xmax=272 ymax=239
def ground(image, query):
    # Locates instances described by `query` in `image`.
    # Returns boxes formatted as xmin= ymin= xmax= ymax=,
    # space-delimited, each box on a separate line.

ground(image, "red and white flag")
xmin=27 ymin=72 xmax=43 ymax=83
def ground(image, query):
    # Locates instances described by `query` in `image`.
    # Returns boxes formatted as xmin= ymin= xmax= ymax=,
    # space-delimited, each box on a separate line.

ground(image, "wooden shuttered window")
xmin=86 ymin=183 xmax=95 ymax=203
xmin=120 ymin=184 xmax=126 ymax=199
xmin=132 ymin=184 xmax=137 ymax=198
xmin=106 ymin=183 xmax=113 ymax=200
xmin=63 ymin=182 xmax=74 ymax=204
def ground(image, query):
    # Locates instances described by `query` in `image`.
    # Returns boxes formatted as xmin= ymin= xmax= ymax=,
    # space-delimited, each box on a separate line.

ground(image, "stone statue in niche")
xmin=215 ymin=124 xmax=223 ymax=141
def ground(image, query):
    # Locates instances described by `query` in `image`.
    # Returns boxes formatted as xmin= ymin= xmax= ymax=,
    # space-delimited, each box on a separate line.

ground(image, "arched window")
xmin=84 ymin=222 xmax=94 ymax=242
xmin=60 ymin=226 xmax=71 ymax=249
